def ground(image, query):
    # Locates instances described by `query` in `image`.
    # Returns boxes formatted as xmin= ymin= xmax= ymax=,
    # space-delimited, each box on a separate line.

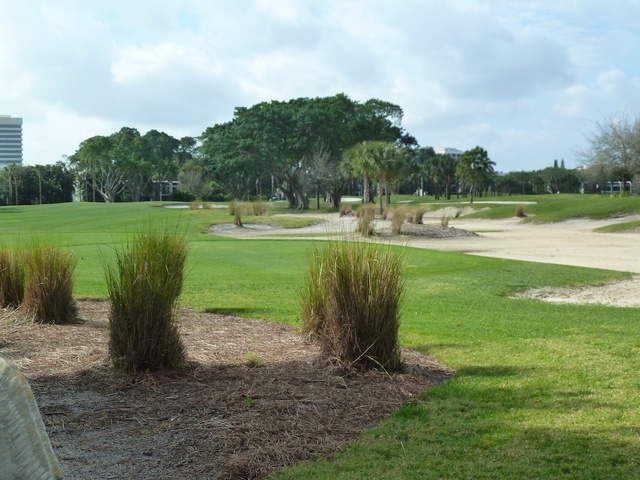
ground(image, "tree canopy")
xmin=199 ymin=94 xmax=415 ymax=209
xmin=456 ymin=146 xmax=495 ymax=203
xmin=69 ymin=128 xmax=196 ymax=202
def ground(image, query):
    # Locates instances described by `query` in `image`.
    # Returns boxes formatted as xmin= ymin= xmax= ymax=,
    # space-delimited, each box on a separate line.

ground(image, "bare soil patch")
xmin=0 ymin=300 xmax=451 ymax=480
xmin=513 ymin=276 xmax=640 ymax=308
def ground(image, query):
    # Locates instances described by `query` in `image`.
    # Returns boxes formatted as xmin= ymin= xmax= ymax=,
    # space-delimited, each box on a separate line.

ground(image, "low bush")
xmin=169 ymin=190 xmax=196 ymax=202
xmin=105 ymin=227 xmax=187 ymax=372
xmin=301 ymin=240 xmax=405 ymax=370
xmin=515 ymin=204 xmax=526 ymax=218
xmin=228 ymin=199 xmax=237 ymax=216
xmin=188 ymin=201 xmax=200 ymax=211
xmin=23 ymin=244 xmax=76 ymax=324
xmin=0 ymin=249 xmax=25 ymax=309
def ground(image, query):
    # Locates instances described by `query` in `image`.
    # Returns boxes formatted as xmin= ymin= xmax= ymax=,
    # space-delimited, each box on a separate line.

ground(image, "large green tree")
xmin=200 ymin=94 xmax=414 ymax=209
xmin=456 ymin=146 xmax=495 ymax=203
xmin=69 ymin=128 xmax=185 ymax=202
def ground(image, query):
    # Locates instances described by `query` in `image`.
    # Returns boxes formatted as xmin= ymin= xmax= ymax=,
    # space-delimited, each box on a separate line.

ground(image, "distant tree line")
xmin=5 ymin=97 xmax=635 ymax=207
xmin=0 ymin=162 xmax=74 ymax=205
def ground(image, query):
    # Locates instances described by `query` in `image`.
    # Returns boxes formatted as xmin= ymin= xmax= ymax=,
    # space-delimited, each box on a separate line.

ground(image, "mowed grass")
xmin=2 ymin=201 xmax=640 ymax=478
xmin=392 ymin=193 xmax=640 ymax=223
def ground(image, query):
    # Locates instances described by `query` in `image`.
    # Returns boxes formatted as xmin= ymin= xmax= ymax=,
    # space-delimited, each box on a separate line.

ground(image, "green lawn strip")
xmin=459 ymin=194 xmax=640 ymax=223
xmin=276 ymin=253 xmax=638 ymax=479
xmin=594 ymin=220 xmax=640 ymax=233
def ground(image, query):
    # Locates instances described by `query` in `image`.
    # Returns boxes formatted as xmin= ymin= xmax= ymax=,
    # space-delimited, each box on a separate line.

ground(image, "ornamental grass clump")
xmin=0 ymin=249 xmax=25 ymax=309
xmin=339 ymin=204 xmax=352 ymax=217
xmin=412 ymin=206 xmax=429 ymax=224
xmin=23 ymin=244 xmax=76 ymax=324
xmin=391 ymin=206 xmax=407 ymax=235
xmin=301 ymin=240 xmax=405 ymax=371
xmin=252 ymin=199 xmax=269 ymax=216
xmin=233 ymin=203 xmax=245 ymax=227
xmin=357 ymin=203 xmax=376 ymax=237
xmin=105 ymin=227 xmax=187 ymax=372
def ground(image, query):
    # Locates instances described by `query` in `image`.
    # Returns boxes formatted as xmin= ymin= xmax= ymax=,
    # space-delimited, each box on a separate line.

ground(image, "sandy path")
xmin=409 ymin=215 xmax=640 ymax=274
xmin=219 ymin=211 xmax=640 ymax=274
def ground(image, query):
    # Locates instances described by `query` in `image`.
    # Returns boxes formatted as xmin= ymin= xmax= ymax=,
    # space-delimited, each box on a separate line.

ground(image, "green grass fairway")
xmin=2 ymin=201 xmax=639 ymax=478
xmin=390 ymin=193 xmax=640 ymax=223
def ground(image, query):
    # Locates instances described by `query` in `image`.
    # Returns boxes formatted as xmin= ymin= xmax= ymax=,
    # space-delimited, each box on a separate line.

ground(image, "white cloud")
xmin=1 ymin=0 xmax=639 ymax=171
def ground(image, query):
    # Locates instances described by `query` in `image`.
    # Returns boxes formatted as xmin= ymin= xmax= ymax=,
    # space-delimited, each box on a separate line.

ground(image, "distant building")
xmin=0 ymin=115 xmax=23 ymax=168
xmin=434 ymin=147 xmax=463 ymax=160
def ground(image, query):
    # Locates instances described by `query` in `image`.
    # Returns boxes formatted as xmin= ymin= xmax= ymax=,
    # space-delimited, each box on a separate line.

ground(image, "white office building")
xmin=0 ymin=116 xmax=23 ymax=168
xmin=434 ymin=147 xmax=463 ymax=160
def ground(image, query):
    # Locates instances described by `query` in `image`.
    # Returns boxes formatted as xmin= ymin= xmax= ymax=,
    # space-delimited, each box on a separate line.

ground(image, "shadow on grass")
xmin=204 ymin=307 xmax=271 ymax=317
xmin=455 ymin=365 xmax=536 ymax=378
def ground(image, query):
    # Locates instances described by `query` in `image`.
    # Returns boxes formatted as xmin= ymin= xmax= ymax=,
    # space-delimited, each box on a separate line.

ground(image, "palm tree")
xmin=343 ymin=142 xmax=376 ymax=204
xmin=455 ymin=146 xmax=495 ymax=203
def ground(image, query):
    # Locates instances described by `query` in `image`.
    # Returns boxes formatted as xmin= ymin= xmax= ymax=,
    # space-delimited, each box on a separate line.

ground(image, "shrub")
xmin=105 ymin=227 xmax=187 ymax=372
xmin=228 ymin=199 xmax=237 ymax=216
xmin=301 ymin=240 xmax=405 ymax=371
xmin=0 ymin=249 xmax=25 ymax=309
xmin=23 ymin=244 xmax=76 ymax=324
xmin=515 ymin=204 xmax=526 ymax=218
xmin=391 ymin=206 xmax=407 ymax=235
xmin=169 ymin=190 xmax=196 ymax=202
xmin=188 ymin=201 xmax=200 ymax=211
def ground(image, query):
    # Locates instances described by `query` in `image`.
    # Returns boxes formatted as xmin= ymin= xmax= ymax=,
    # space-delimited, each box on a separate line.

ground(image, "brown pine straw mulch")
xmin=0 ymin=300 xmax=452 ymax=480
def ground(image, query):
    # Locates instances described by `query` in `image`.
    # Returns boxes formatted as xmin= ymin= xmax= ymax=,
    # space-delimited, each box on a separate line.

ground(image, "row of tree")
xmin=8 ymin=94 xmax=633 ymax=207
xmin=0 ymin=162 xmax=74 ymax=205
xmin=69 ymin=128 xmax=197 ymax=202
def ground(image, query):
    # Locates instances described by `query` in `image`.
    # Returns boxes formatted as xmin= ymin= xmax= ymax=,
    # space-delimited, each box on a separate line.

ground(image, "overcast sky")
xmin=2 ymin=1 xmax=639 ymax=172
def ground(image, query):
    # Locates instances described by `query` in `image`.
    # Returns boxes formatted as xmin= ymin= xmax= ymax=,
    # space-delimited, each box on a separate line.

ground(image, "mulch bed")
xmin=0 ymin=300 xmax=451 ymax=479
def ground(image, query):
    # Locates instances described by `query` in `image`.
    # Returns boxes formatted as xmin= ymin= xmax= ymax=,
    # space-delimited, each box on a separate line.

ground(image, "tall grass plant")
xmin=0 ymin=249 xmax=25 ymax=309
xmin=23 ymin=244 xmax=76 ymax=324
xmin=105 ymin=226 xmax=188 ymax=372
xmin=301 ymin=240 xmax=405 ymax=370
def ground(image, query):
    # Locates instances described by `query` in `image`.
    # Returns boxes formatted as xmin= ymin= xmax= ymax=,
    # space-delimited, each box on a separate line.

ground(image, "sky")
xmin=1 ymin=0 xmax=640 ymax=172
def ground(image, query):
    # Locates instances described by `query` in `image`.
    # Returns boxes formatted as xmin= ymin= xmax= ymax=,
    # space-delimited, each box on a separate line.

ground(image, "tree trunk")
xmin=363 ymin=174 xmax=370 ymax=205
xmin=385 ymin=176 xmax=391 ymax=208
